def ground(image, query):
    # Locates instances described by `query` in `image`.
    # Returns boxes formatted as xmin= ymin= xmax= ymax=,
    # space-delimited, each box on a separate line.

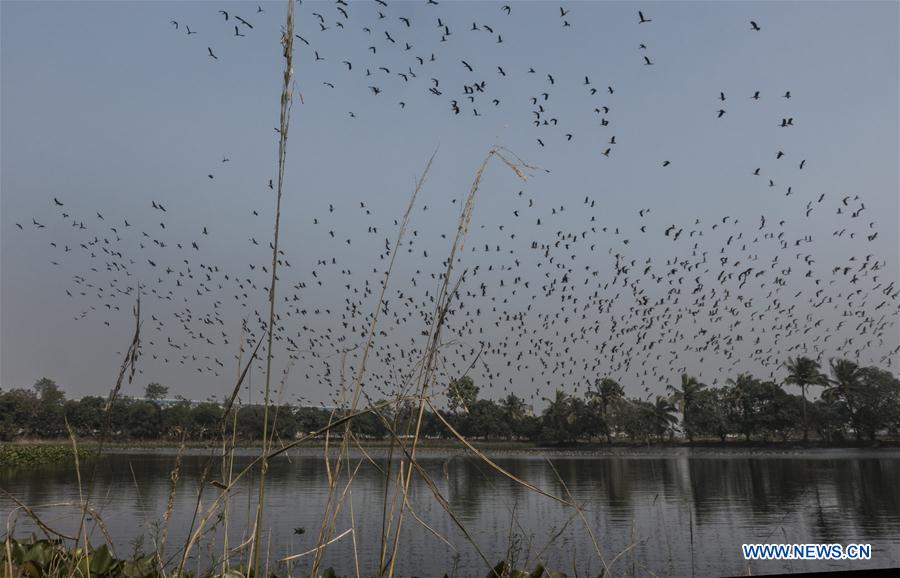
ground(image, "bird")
xmin=643 ymin=56 xmax=654 ymax=66
xmin=218 ymin=10 xmax=228 ymax=20
xmin=639 ymin=11 xmax=652 ymax=23
xmin=662 ymin=160 xmax=670 ymax=167
xmin=208 ymin=47 xmax=218 ymax=60
xmin=750 ymin=21 xmax=761 ymax=31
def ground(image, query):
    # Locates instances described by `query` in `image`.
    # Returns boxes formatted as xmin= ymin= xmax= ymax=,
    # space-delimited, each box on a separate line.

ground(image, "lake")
xmin=2 ymin=447 xmax=899 ymax=576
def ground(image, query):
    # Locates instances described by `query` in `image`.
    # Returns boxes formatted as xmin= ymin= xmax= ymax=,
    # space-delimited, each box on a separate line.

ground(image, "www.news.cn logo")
xmin=742 ymin=543 xmax=872 ymax=560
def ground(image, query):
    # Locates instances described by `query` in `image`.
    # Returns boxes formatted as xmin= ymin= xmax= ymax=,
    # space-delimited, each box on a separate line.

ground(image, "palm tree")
xmin=651 ymin=396 xmax=679 ymax=441
xmin=784 ymin=356 xmax=829 ymax=442
xmin=590 ymin=377 xmax=624 ymax=442
xmin=667 ymin=373 xmax=706 ymax=442
xmin=825 ymin=358 xmax=861 ymax=439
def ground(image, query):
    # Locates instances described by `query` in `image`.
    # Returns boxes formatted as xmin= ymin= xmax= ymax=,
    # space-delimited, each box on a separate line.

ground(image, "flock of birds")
xmin=12 ymin=2 xmax=899 ymax=409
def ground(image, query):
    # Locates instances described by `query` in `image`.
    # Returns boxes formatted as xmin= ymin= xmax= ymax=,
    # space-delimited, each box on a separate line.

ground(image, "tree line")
xmin=2 ymin=356 xmax=898 ymax=444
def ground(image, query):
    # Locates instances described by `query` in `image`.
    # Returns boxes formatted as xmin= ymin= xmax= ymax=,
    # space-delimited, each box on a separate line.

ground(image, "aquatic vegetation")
xmin=0 ymin=444 xmax=95 ymax=468
xmin=1 ymin=538 xmax=572 ymax=578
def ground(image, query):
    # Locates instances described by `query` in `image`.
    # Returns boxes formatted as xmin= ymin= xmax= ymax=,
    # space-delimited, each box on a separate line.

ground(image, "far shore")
xmin=5 ymin=437 xmax=900 ymax=452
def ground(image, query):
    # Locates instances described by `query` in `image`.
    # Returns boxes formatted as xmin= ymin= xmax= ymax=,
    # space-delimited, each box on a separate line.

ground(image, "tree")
xmin=616 ymin=398 xmax=656 ymax=443
xmin=65 ymin=396 xmax=105 ymax=437
xmin=590 ymin=378 xmax=624 ymax=442
xmin=125 ymin=400 xmax=163 ymax=438
xmin=851 ymin=367 xmax=900 ymax=441
xmin=541 ymin=390 xmax=586 ymax=444
xmin=191 ymin=402 xmax=224 ymax=438
xmin=33 ymin=378 xmax=65 ymax=437
xmin=691 ymin=387 xmax=733 ymax=441
xmin=447 ymin=376 xmax=479 ymax=413
xmin=783 ymin=357 xmax=829 ymax=442
xmin=34 ymin=377 xmax=65 ymax=406
xmin=650 ymin=396 xmax=679 ymax=441
xmin=465 ymin=399 xmax=510 ymax=439
xmin=824 ymin=358 xmax=862 ymax=439
xmin=499 ymin=393 xmax=530 ymax=440
xmin=144 ymin=382 xmax=169 ymax=402
xmin=0 ymin=388 xmax=39 ymax=439
xmin=668 ymin=373 xmax=706 ymax=442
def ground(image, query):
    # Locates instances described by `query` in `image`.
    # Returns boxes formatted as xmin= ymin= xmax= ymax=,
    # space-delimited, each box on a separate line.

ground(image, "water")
xmin=2 ymin=447 xmax=899 ymax=576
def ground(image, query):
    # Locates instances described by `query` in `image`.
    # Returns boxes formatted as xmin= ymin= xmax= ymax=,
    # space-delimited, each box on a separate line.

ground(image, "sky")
xmin=2 ymin=1 xmax=898 ymax=407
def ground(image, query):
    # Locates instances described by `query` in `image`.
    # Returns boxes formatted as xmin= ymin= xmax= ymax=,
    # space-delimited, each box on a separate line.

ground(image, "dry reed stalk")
xmin=305 ymin=152 xmax=435 ymax=576
xmin=4 ymin=535 xmax=13 ymax=578
xmin=70 ymin=289 xmax=142 ymax=557
xmin=310 ymin=434 xmax=367 ymax=576
xmin=64 ymin=421 xmax=92 ymax=578
xmin=162 ymin=431 xmax=186 ymax=574
xmin=400 ymin=484 xmax=457 ymax=553
xmin=382 ymin=418 xmax=495 ymax=574
xmin=385 ymin=149 xmax=514 ymax=577
xmin=384 ymin=147 xmax=537 ymax=577
xmin=0 ymin=491 xmax=75 ymax=541
xmin=167 ymin=399 xmax=410 ymax=572
xmin=426 ymin=400 xmax=572 ymax=506
xmin=545 ymin=459 xmax=609 ymax=576
xmin=221 ymin=320 xmax=247 ymax=574
xmin=174 ymin=324 xmax=264 ymax=574
xmin=252 ymin=2 xmax=295 ymax=574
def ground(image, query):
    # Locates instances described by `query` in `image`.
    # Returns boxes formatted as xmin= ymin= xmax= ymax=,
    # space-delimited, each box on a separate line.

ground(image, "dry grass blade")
xmin=427 ymin=399 xmax=573 ymax=507
xmin=280 ymin=528 xmax=354 ymax=563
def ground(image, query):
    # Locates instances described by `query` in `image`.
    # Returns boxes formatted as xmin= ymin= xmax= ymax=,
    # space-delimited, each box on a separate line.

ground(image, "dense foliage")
xmin=2 ymin=357 xmax=898 ymax=444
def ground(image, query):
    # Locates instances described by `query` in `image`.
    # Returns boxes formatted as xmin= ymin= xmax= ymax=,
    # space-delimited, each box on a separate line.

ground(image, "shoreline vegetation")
xmin=4 ymin=436 xmax=900 ymax=468
xmin=3 ymin=356 xmax=899 ymax=454
xmin=0 ymin=538 xmax=557 ymax=578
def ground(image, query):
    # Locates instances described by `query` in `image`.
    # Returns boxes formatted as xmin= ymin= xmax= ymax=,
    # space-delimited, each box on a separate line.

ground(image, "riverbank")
xmin=0 ymin=537 xmax=552 ymax=578
xmin=4 ymin=436 xmax=898 ymax=457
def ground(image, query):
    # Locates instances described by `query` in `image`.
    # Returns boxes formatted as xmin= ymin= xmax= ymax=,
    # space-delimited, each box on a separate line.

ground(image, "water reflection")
xmin=2 ymin=448 xmax=898 ymax=576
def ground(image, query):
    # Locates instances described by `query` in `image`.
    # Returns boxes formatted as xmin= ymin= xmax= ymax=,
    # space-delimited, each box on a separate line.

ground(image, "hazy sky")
xmin=2 ymin=1 xmax=898 ymax=406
